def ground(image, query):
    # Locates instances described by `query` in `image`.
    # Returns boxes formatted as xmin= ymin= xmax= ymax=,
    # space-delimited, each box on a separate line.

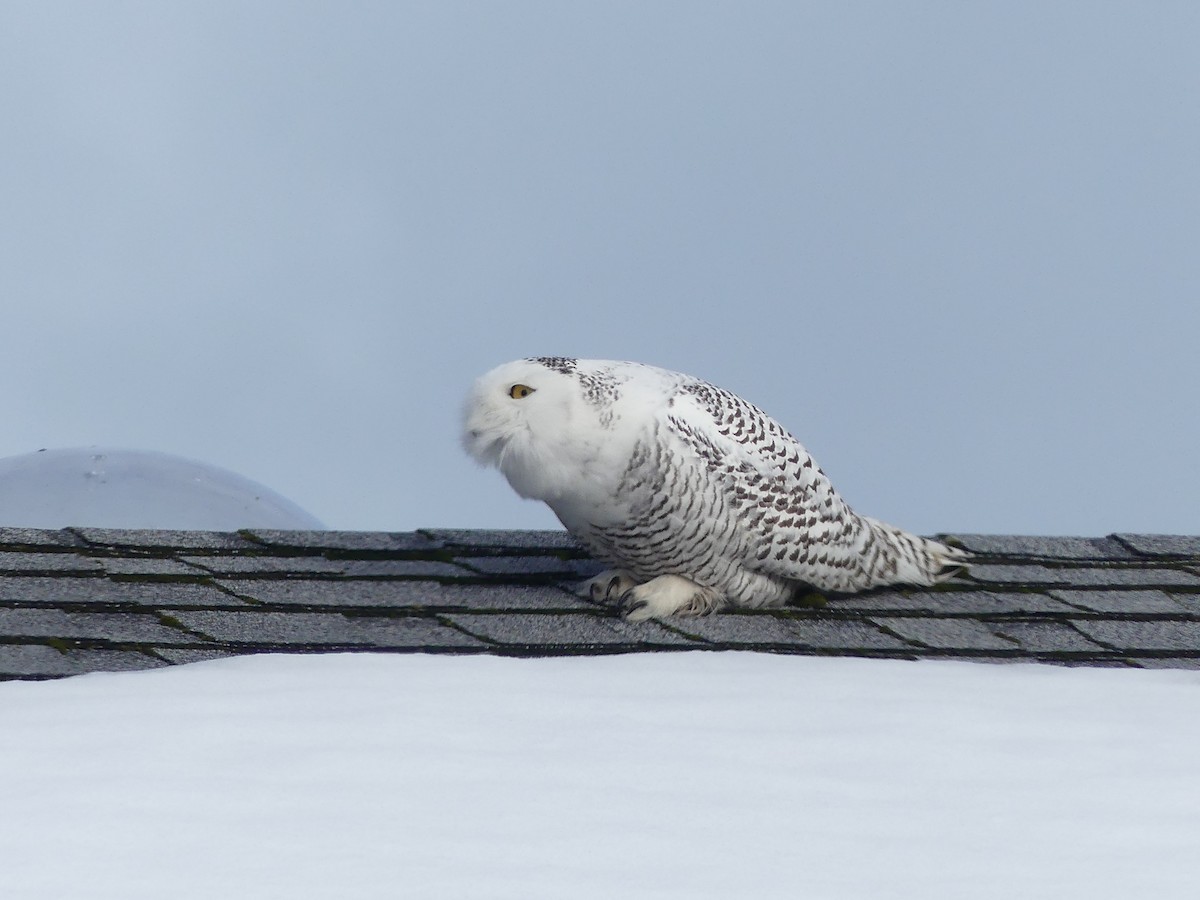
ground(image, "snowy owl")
xmin=463 ymin=357 xmax=968 ymax=621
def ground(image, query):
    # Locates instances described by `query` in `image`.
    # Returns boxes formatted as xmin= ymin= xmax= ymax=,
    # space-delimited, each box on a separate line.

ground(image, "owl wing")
xmin=659 ymin=379 xmax=870 ymax=587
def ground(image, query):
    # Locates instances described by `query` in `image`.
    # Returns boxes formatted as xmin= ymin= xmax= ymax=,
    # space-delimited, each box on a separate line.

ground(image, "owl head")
xmin=463 ymin=356 xmax=679 ymax=508
xmin=462 ymin=358 xmax=594 ymax=502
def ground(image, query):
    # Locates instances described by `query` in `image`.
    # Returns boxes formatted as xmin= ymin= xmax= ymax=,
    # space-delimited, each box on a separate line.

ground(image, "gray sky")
xmin=1 ymin=2 xmax=1197 ymax=536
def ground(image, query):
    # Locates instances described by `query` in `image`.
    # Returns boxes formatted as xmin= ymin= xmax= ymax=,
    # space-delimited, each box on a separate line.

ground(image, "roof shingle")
xmin=1 ymin=526 xmax=1198 ymax=679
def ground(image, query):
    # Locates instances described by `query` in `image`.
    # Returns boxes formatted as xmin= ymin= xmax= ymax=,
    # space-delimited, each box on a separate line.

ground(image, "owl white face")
xmin=461 ymin=359 xmax=588 ymax=502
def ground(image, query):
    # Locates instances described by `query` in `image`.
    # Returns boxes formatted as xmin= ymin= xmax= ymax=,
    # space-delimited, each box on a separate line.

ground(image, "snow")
xmin=0 ymin=447 xmax=323 ymax=529
xmin=1 ymin=652 xmax=1197 ymax=898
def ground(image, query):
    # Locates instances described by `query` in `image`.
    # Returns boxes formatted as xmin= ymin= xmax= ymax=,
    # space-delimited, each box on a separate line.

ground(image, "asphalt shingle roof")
xmin=1 ymin=527 xmax=1198 ymax=680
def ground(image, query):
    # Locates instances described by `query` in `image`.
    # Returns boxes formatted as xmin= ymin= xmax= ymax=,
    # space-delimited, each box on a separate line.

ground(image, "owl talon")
xmin=588 ymin=577 xmax=625 ymax=604
xmin=577 ymin=570 xmax=640 ymax=606
xmin=618 ymin=591 xmax=648 ymax=619
xmin=618 ymin=574 xmax=726 ymax=621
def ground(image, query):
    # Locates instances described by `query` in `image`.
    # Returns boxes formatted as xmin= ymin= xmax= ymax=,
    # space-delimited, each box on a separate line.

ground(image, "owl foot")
xmin=578 ymin=569 xmax=640 ymax=605
xmin=618 ymin=575 xmax=725 ymax=622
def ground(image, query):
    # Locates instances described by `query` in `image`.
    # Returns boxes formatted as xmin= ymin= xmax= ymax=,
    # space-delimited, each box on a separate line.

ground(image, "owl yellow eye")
xmin=509 ymin=384 xmax=535 ymax=399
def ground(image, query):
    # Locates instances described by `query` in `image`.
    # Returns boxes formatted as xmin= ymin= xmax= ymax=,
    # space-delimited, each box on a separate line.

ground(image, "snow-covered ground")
xmin=1 ymin=652 xmax=1197 ymax=899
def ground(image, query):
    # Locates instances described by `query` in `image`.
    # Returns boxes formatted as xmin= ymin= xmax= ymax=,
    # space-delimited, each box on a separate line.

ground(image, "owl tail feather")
xmin=858 ymin=516 xmax=971 ymax=589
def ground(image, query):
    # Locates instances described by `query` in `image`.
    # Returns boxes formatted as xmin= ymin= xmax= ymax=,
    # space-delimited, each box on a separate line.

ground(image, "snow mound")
xmin=0 ymin=447 xmax=323 ymax=529
xmin=1 ymin=653 xmax=1198 ymax=899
